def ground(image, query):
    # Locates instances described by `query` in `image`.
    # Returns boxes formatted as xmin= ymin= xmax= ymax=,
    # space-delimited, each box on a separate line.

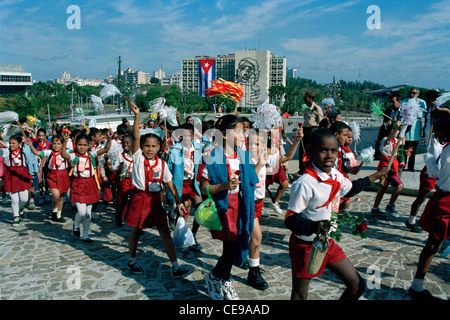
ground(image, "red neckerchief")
xmin=341 ymin=145 xmax=351 ymax=153
xmin=303 ymin=163 xmax=341 ymax=209
xmin=11 ymin=148 xmax=22 ymax=167
xmin=225 ymin=150 xmax=238 ymax=180
xmin=144 ymin=155 xmax=159 ymax=183
xmin=122 ymin=152 xmax=133 ymax=172
xmin=51 ymin=150 xmax=62 ymax=169
xmin=74 ymin=151 xmax=91 ymax=177
xmin=38 ymin=140 xmax=49 ymax=151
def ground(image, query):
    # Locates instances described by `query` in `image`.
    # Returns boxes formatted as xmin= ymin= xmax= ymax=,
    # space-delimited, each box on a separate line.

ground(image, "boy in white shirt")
xmin=284 ymin=128 xmax=387 ymax=300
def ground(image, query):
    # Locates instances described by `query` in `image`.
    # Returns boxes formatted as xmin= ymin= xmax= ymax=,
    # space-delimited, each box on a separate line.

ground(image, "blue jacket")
xmin=22 ymin=145 xmax=40 ymax=176
xmin=167 ymin=141 xmax=203 ymax=204
xmin=205 ymin=145 xmax=259 ymax=267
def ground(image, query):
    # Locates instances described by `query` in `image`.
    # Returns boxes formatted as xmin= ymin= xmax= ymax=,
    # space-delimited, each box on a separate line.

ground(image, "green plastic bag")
xmin=195 ymin=185 xmax=222 ymax=231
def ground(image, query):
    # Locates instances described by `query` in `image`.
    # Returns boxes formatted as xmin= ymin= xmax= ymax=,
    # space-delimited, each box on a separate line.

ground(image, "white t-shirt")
xmin=113 ymin=152 xmax=134 ymax=179
xmin=265 ymin=153 xmax=279 ymax=176
xmin=436 ymin=144 xmax=450 ymax=192
xmin=254 ymin=162 xmax=266 ymax=200
xmin=287 ymin=163 xmax=353 ymax=241
xmin=0 ymin=148 xmax=26 ymax=167
xmin=69 ymin=150 xmax=99 ymax=178
xmin=202 ymin=154 xmax=240 ymax=194
xmin=379 ymin=137 xmax=397 ymax=157
xmin=131 ymin=151 xmax=172 ymax=192
xmin=183 ymin=144 xmax=195 ymax=180
xmin=41 ymin=150 xmax=68 ymax=170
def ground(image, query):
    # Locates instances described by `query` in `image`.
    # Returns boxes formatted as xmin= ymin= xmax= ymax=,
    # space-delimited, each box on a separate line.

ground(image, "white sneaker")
xmin=261 ymin=210 xmax=270 ymax=217
xmin=270 ymin=202 xmax=282 ymax=214
xmin=205 ymin=273 xmax=223 ymax=300
xmin=222 ymin=280 xmax=239 ymax=300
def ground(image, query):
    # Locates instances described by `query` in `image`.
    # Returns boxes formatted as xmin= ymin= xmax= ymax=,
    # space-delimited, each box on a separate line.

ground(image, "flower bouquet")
xmin=329 ymin=211 xmax=368 ymax=242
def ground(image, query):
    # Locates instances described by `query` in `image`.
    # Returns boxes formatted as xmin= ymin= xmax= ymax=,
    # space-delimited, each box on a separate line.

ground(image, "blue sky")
xmin=1 ymin=0 xmax=450 ymax=90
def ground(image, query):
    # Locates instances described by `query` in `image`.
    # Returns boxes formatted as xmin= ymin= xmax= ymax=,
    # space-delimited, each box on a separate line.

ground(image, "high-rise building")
xmin=180 ymin=50 xmax=286 ymax=108
xmin=124 ymin=68 xmax=150 ymax=85
xmin=286 ymin=67 xmax=297 ymax=78
xmin=0 ymin=64 xmax=33 ymax=95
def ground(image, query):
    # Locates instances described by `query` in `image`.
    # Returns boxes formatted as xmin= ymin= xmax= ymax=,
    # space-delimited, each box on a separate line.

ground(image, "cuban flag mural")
xmin=198 ymin=59 xmax=216 ymax=97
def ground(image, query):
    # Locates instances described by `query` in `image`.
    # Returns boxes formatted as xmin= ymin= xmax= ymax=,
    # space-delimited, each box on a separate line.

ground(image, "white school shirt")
xmin=265 ymin=153 xmax=279 ymax=176
xmin=0 ymin=148 xmax=26 ymax=167
xmin=183 ymin=144 xmax=195 ymax=180
xmin=69 ymin=149 xmax=99 ymax=178
xmin=435 ymin=144 xmax=450 ymax=192
xmin=254 ymin=159 xmax=266 ymax=200
xmin=202 ymin=154 xmax=240 ymax=194
xmin=41 ymin=150 xmax=68 ymax=170
xmin=131 ymin=151 xmax=172 ymax=192
xmin=287 ymin=163 xmax=353 ymax=242
xmin=113 ymin=152 xmax=134 ymax=179
xmin=379 ymin=137 xmax=397 ymax=157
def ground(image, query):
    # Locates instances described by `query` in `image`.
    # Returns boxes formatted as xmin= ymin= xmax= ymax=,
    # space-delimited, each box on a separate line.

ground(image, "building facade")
xmin=180 ymin=50 xmax=286 ymax=108
xmin=0 ymin=64 xmax=33 ymax=95
xmin=124 ymin=68 xmax=150 ymax=85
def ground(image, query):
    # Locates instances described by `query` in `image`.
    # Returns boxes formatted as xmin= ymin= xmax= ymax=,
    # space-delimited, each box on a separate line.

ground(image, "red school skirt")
xmin=46 ymin=169 xmax=70 ymax=194
xmin=70 ymin=176 xmax=100 ymax=204
xmin=419 ymin=188 xmax=450 ymax=241
xmin=419 ymin=166 xmax=437 ymax=191
xmin=211 ymin=193 xmax=240 ymax=242
xmin=123 ymin=189 xmax=166 ymax=229
xmin=254 ymin=198 xmax=264 ymax=220
xmin=3 ymin=165 xmax=32 ymax=193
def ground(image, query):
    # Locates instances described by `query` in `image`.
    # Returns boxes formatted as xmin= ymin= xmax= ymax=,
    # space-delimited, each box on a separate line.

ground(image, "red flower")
xmin=298 ymin=122 xmax=303 ymax=127
xmin=356 ymin=222 xmax=368 ymax=233
xmin=56 ymin=114 xmax=61 ymax=117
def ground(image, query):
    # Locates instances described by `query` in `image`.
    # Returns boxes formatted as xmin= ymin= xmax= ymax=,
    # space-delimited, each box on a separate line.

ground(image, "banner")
xmin=198 ymin=59 xmax=215 ymax=97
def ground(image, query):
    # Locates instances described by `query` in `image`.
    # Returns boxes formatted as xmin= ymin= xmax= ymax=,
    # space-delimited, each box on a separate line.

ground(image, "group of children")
xmin=1 ymin=98 xmax=448 ymax=301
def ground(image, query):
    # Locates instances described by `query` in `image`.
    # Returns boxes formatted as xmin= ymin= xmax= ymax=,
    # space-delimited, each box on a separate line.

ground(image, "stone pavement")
xmin=0 ymin=161 xmax=448 ymax=301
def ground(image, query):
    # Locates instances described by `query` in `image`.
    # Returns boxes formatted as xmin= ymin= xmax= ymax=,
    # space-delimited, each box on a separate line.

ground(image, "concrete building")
xmin=124 ymin=68 xmax=150 ymax=85
xmin=180 ymin=50 xmax=286 ymax=109
xmin=0 ymin=64 xmax=33 ymax=95
xmin=161 ymin=71 xmax=181 ymax=87
xmin=287 ymin=67 xmax=297 ymax=78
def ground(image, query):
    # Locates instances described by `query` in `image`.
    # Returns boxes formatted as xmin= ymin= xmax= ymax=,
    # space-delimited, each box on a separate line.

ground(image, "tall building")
xmin=153 ymin=66 xmax=166 ymax=80
xmin=180 ymin=50 xmax=286 ymax=108
xmin=0 ymin=64 xmax=33 ymax=95
xmin=124 ymin=68 xmax=150 ymax=85
xmin=286 ymin=67 xmax=297 ymax=78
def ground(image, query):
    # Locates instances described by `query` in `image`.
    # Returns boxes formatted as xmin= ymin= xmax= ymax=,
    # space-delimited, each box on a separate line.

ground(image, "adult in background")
xmin=375 ymin=92 xmax=402 ymax=160
xmin=298 ymin=91 xmax=324 ymax=174
xmin=402 ymin=88 xmax=427 ymax=172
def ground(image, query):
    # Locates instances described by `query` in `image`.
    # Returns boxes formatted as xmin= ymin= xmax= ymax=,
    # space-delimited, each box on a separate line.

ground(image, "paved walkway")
xmin=0 ymin=160 xmax=448 ymax=301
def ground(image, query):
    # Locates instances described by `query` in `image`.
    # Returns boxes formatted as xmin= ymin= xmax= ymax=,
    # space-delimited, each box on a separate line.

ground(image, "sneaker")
xmin=408 ymin=287 xmax=442 ymax=300
xmin=51 ymin=212 xmax=58 ymax=222
xmin=370 ymin=208 xmax=387 ymax=217
xmin=28 ymin=201 xmax=35 ymax=210
xmin=261 ymin=210 xmax=270 ymax=217
xmin=205 ymin=273 xmax=224 ymax=300
xmin=247 ymin=266 xmax=269 ymax=291
xmin=270 ymin=202 xmax=282 ymax=214
xmin=12 ymin=216 xmax=20 ymax=227
xmin=171 ymin=265 xmax=194 ymax=279
xmin=82 ymin=238 xmax=93 ymax=244
xmin=127 ymin=261 xmax=144 ymax=274
xmin=405 ymin=221 xmax=422 ymax=233
xmin=189 ymin=236 xmax=203 ymax=252
xmin=385 ymin=204 xmax=399 ymax=218
xmin=222 ymin=280 xmax=239 ymax=300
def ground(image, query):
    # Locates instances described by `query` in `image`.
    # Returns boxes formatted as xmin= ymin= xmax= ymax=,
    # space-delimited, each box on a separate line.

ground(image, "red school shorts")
xmin=419 ymin=189 xmax=450 ymax=241
xmin=254 ymin=198 xmax=264 ymax=220
xmin=289 ymin=234 xmax=347 ymax=279
xmin=419 ymin=166 xmax=437 ymax=191
xmin=181 ymin=179 xmax=200 ymax=202
xmin=266 ymin=164 xmax=288 ymax=186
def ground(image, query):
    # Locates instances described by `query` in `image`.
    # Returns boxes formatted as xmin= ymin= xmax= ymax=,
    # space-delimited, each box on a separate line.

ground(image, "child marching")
xmin=25 ymin=133 xmax=70 ymax=222
xmin=123 ymin=101 xmax=193 ymax=279
xmin=61 ymin=129 xmax=112 ymax=243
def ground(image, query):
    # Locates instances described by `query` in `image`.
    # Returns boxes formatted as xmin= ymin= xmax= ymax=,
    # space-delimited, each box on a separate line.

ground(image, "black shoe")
xmin=82 ymin=238 xmax=93 ymax=244
xmin=51 ymin=212 xmax=58 ymax=221
xmin=73 ymin=224 xmax=80 ymax=237
xmin=127 ymin=261 xmax=144 ymax=274
xmin=408 ymin=288 xmax=442 ymax=300
xmin=405 ymin=221 xmax=422 ymax=233
xmin=247 ymin=266 xmax=269 ymax=291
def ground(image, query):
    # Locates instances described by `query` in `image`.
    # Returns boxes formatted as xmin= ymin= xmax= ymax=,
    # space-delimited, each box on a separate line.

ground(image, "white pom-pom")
xmin=90 ymin=95 xmax=104 ymax=111
xmin=100 ymin=83 xmax=122 ymax=100
xmin=435 ymin=92 xmax=450 ymax=107
xmin=358 ymin=146 xmax=375 ymax=164
xmin=0 ymin=111 xmax=19 ymax=123
xmin=348 ymin=121 xmax=361 ymax=143
xmin=400 ymin=98 xmax=422 ymax=126
xmin=251 ymin=101 xmax=282 ymax=131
